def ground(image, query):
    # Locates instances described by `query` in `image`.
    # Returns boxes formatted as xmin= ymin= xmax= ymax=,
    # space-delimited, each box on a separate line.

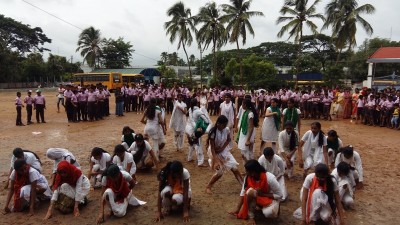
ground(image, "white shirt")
xmin=258 ymin=155 xmax=285 ymax=178
xmin=335 ymin=151 xmax=363 ymax=182
xmin=303 ymin=173 xmax=338 ymax=192
xmin=112 ymin=152 xmax=136 ymax=175
xmin=278 ymin=130 xmax=299 ymax=153
xmin=220 ymin=101 xmax=235 ymax=128
xmin=11 ymin=152 xmax=42 ymax=173
xmin=128 ymin=140 xmax=152 ymax=160
xmin=10 ymin=167 xmax=49 ymax=191
xmin=239 ymin=172 xmax=283 ymax=200
xmin=91 ymin=152 xmax=112 ymax=171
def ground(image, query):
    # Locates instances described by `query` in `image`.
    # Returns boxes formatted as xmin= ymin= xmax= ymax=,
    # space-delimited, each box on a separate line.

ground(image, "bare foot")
xmin=206 ymin=187 xmax=212 ymax=194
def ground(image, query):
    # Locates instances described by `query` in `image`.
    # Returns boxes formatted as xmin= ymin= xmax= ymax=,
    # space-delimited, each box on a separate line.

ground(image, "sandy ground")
xmin=0 ymin=89 xmax=399 ymax=225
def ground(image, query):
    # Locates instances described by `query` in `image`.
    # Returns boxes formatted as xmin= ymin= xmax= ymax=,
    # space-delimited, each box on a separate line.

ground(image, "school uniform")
xmin=11 ymin=152 xmax=42 ymax=173
xmin=258 ymin=154 xmax=287 ymax=201
xmin=278 ymin=129 xmax=299 ymax=178
xmin=331 ymin=168 xmax=355 ymax=208
xmin=24 ymin=95 xmax=34 ymax=124
xmin=87 ymin=91 xmax=97 ymax=121
xmin=335 ymin=151 xmax=363 ymax=183
xmin=15 ymin=96 xmax=23 ymax=125
xmin=77 ymin=92 xmax=88 ymax=121
xmin=112 ymin=152 xmax=137 ymax=176
xmin=104 ymin=89 xmax=111 ymax=116
xmin=33 ymin=94 xmax=46 ymax=123
xmin=64 ymin=89 xmax=74 ymax=121
xmin=128 ymin=140 xmax=155 ymax=168
xmin=237 ymin=111 xmax=256 ymax=160
xmin=169 ymin=100 xmax=187 ymax=151
xmin=301 ymin=130 xmax=327 ymax=170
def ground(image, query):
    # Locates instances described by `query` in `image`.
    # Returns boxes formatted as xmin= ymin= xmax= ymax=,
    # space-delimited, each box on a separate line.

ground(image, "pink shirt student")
xmin=24 ymin=95 xmax=34 ymax=105
xmin=15 ymin=97 xmax=23 ymax=106
xmin=64 ymin=89 xmax=74 ymax=99
xmin=77 ymin=92 xmax=88 ymax=102
xmin=322 ymin=96 xmax=332 ymax=105
xmin=87 ymin=92 xmax=97 ymax=102
xmin=357 ymin=98 xmax=364 ymax=108
xmin=34 ymin=95 xmax=45 ymax=105
xmin=143 ymin=93 xmax=151 ymax=101
xmin=384 ymin=100 xmax=394 ymax=109
xmin=213 ymin=92 xmax=220 ymax=101
xmin=258 ymin=93 xmax=265 ymax=101
xmin=264 ymin=94 xmax=271 ymax=103
xmin=71 ymin=94 xmax=78 ymax=103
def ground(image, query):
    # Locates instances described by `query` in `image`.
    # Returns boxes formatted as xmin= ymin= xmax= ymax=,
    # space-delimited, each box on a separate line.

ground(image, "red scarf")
xmin=167 ymin=174 xmax=183 ymax=194
xmin=13 ymin=165 xmax=30 ymax=212
xmin=237 ymin=172 xmax=273 ymax=219
xmin=53 ymin=161 xmax=82 ymax=191
xmin=106 ymin=172 xmax=131 ymax=203
xmin=307 ymin=176 xmax=327 ymax=223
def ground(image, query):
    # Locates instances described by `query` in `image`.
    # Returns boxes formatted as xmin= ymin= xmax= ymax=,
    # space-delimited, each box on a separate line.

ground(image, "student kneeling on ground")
xmin=229 ymin=160 xmax=283 ymax=225
xmin=44 ymin=161 xmax=90 ymax=219
xmin=3 ymin=159 xmax=52 ymax=216
xmin=97 ymin=164 xmax=146 ymax=224
xmin=154 ymin=161 xmax=191 ymax=223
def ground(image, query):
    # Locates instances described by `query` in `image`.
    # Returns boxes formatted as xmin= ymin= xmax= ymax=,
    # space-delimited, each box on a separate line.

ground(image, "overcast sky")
xmin=1 ymin=0 xmax=399 ymax=67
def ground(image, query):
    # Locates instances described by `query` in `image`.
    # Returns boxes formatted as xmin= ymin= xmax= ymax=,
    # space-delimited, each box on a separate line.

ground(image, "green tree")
xmin=76 ymin=26 xmax=103 ymax=68
xmin=323 ymin=0 xmax=375 ymax=63
xmin=276 ymin=0 xmax=325 ymax=63
xmin=158 ymin=64 xmax=178 ymax=87
xmin=165 ymin=2 xmax=196 ymax=82
xmin=324 ymin=65 xmax=344 ymax=88
xmin=248 ymin=41 xmax=298 ymax=66
xmin=100 ymin=37 xmax=134 ymax=68
xmin=221 ymin=0 xmax=264 ymax=85
xmin=0 ymin=14 xmax=51 ymax=53
xmin=196 ymin=2 xmax=228 ymax=79
xmin=302 ymin=34 xmax=336 ymax=71
xmin=293 ymin=54 xmax=321 ymax=73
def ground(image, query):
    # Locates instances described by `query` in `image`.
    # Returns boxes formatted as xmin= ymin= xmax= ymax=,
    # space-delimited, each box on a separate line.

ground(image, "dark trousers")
xmin=72 ymin=104 xmax=78 ymax=122
xmin=167 ymin=98 xmax=173 ymax=113
xmin=238 ymin=97 xmax=244 ymax=108
xmin=124 ymin=96 xmax=130 ymax=112
xmin=138 ymin=97 xmax=143 ymax=111
xmin=130 ymin=95 xmax=137 ymax=111
xmin=87 ymin=101 xmax=96 ymax=121
xmin=78 ymin=102 xmax=87 ymax=121
xmin=65 ymin=100 xmax=74 ymax=121
xmin=16 ymin=106 xmax=22 ymax=125
xmin=97 ymin=101 xmax=104 ymax=119
xmin=26 ymin=104 xmax=32 ymax=122
xmin=35 ymin=104 xmax=45 ymax=122
xmin=105 ymin=98 xmax=110 ymax=116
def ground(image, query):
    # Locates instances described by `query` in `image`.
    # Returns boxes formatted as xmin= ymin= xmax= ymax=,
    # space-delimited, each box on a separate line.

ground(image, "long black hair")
xmin=243 ymin=99 xmax=259 ymax=127
xmin=112 ymin=144 xmax=126 ymax=159
xmin=311 ymin=122 xmax=325 ymax=147
xmin=315 ymin=164 xmax=336 ymax=217
xmin=91 ymin=147 xmax=109 ymax=158
xmin=243 ymin=160 xmax=266 ymax=189
xmin=157 ymin=161 xmax=183 ymax=191
xmin=206 ymin=115 xmax=229 ymax=149
xmin=285 ymin=121 xmax=298 ymax=151
xmin=189 ymin=98 xmax=198 ymax=112
xmin=13 ymin=148 xmax=42 ymax=165
xmin=146 ymin=98 xmax=157 ymax=120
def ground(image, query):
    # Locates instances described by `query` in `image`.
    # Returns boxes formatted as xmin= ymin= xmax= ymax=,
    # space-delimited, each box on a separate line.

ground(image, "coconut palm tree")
xmin=196 ymin=2 xmax=228 ymax=80
xmin=323 ymin=0 xmax=375 ymax=64
xmin=76 ymin=26 xmax=102 ymax=68
xmin=160 ymin=52 xmax=168 ymax=65
xmin=221 ymin=0 xmax=264 ymax=85
xmin=165 ymin=2 xmax=196 ymax=82
xmin=276 ymin=0 xmax=325 ymax=55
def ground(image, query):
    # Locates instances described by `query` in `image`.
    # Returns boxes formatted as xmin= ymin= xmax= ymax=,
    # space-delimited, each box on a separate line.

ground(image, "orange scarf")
xmin=237 ymin=173 xmax=273 ymax=219
xmin=167 ymin=174 xmax=183 ymax=194
xmin=307 ymin=176 xmax=327 ymax=223
xmin=106 ymin=172 xmax=131 ymax=203
xmin=13 ymin=165 xmax=30 ymax=212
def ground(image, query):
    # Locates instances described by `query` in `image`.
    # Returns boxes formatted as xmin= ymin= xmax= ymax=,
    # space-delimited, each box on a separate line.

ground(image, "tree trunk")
xmin=182 ymin=44 xmax=193 ymax=84
xmin=335 ymin=48 xmax=343 ymax=66
xmin=212 ymin=34 xmax=217 ymax=81
xmin=236 ymin=40 xmax=243 ymax=86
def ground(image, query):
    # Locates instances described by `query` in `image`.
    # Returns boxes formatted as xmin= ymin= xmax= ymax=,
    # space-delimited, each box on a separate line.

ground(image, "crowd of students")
xmin=7 ymin=82 xmax=373 ymax=225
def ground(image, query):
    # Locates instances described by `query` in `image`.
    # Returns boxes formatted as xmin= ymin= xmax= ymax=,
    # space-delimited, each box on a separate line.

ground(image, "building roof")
xmin=367 ymin=47 xmax=400 ymax=63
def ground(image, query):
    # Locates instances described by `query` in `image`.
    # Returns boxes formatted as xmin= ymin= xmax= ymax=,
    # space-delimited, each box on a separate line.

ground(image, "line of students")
xmin=15 ymin=89 xmax=46 ymax=126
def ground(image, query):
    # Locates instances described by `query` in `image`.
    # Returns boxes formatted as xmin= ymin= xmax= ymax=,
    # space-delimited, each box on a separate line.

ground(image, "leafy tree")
xmin=293 ymin=54 xmax=321 ymax=73
xmin=76 ymin=26 xmax=103 ymax=68
xmin=248 ymin=41 xmax=298 ymax=66
xmin=221 ymin=0 xmax=264 ymax=85
xmin=324 ymin=65 xmax=344 ymax=88
xmin=100 ymin=37 xmax=133 ymax=68
xmin=196 ymin=2 xmax=228 ymax=79
xmin=165 ymin=2 xmax=196 ymax=82
xmin=323 ymin=0 xmax=375 ymax=63
xmin=0 ymin=14 xmax=51 ymax=53
xmin=302 ymin=34 xmax=336 ymax=70
xmin=276 ymin=0 xmax=325 ymax=62
xmin=158 ymin=64 xmax=178 ymax=87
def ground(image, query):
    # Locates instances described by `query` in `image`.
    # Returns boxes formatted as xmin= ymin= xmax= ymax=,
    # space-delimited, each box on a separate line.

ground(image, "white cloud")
xmin=1 ymin=0 xmax=399 ymax=66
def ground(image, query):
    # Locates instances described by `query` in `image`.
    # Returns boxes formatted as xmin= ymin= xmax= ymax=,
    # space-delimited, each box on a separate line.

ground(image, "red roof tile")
xmin=368 ymin=47 xmax=400 ymax=63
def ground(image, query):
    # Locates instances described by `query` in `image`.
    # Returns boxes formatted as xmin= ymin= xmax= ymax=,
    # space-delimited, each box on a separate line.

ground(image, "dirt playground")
xmin=0 ymin=89 xmax=399 ymax=225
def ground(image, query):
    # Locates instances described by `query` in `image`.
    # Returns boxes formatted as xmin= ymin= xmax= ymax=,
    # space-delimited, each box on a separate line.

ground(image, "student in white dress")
xmin=229 ymin=160 xmax=283 ymax=224
xmin=121 ymin=126 xmax=136 ymax=150
xmin=88 ymin=147 xmax=112 ymax=188
xmin=236 ymin=99 xmax=259 ymax=163
xmin=298 ymin=122 xmax=328 ymax=177
xmin=331 ymin=162 xmax=356 ymax=209
xmin=278 ymin=121 xmax=299 ymax=178
xmin=46 ymin=148 xmax=81 ymax=186
xmin=112 ymin=144 xmax=137 ymax=182
xmin=260 ymin=98 xmax=281 ymax=154
xmin=128 ymin=134 xmax=159 ymax=169
xmin=154 ymin=161 xmax=191 ymax=223
xmin=282 ymin=98 xmax=301 ymax=133
xmin=334 ymin=146 xmax=364 ymax=189
xmin=205 ymin=115 xmax=243 ymax=194
xmin=258 ymin=147 xmax=288 ymax=201
xmin=156 ymin=98 xmax=167 ymax=156
xmin=141 ymin=98 xmax=164 ymax=158
xmin=97 ymin=165 xmax=146 ymax=223
xmin=169 ymin=93 xmax=187 ymax=152
xmin=326 ymin=130 xmax=343 ymax=167
xmin=298 ymin=164 xmax=345 ymax=225
xmin=4 ymin=159 xmax=52 ymax=215
xmin=44 ymin=161 xmax=90 ymax=219
xmin=185 ymin=98 xmax=211 ymax=167
xmin=219 ymin=93 xmax=236 ymax=146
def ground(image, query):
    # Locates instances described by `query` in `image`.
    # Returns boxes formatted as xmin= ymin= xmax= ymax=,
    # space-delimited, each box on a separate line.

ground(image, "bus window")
xmin=113 ymin=74 xmax=121 ymax=83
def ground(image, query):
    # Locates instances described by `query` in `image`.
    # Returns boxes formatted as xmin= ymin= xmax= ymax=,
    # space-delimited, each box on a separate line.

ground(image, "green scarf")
xmin=236 ymin=110 xmax=249 ymax=142
xmin=195 ymin=117 xmax=209 ymax=133
xmin=284 ymin=107 xmax=298 ymax=127
xmin=270 ymin=106 xmax=281 ymax=131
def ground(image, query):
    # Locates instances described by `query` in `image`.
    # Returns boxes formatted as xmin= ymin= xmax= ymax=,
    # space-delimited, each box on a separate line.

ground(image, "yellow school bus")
xmin=122 ymin=74 xmax=145 ymax=85
xmin=72 ymin=73 xmax=123 ymax=91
